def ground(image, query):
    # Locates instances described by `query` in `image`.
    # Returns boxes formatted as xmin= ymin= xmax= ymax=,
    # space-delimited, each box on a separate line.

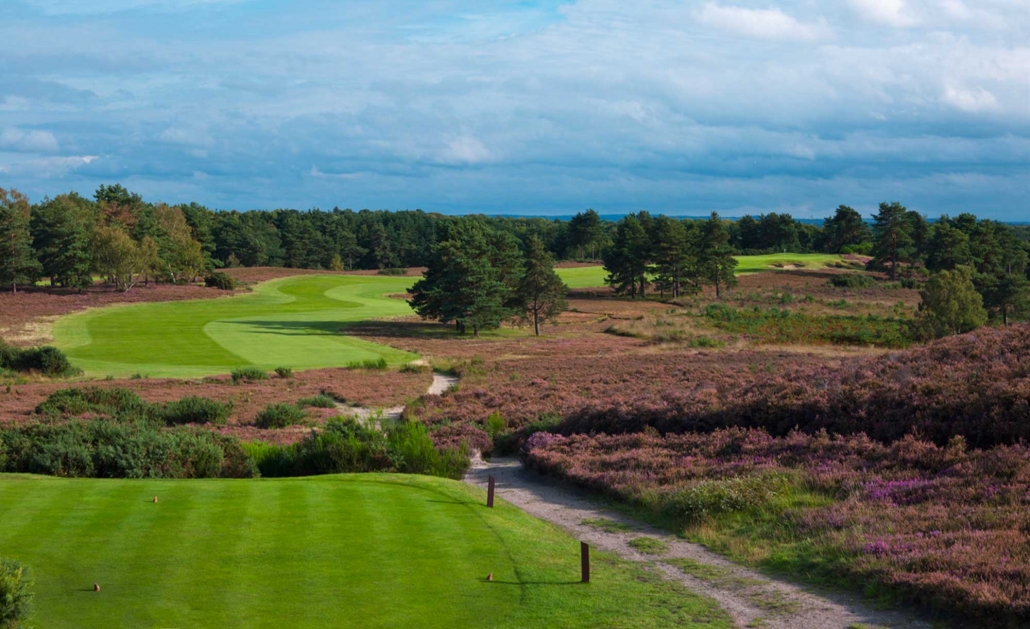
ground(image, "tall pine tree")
xmin=697 ymin=212 xmax=737 ymax=298
xmin=0 ymin=188 xmax=41 ymax=293
xmin=602 ymin=215 xmax=650 ymax=298
xmin=518 ymin=236 xmax=568 ymax=335
xmin=870 ymin=201 xmax=915 ymax=281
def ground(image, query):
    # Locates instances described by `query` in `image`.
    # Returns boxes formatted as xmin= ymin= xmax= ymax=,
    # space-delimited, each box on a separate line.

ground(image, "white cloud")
xmin=848 ymin=0 xmax=918 ymax=27
xmin=0 ymin=127 xmax=59 ymax=153
xmin=441 ymin=136 xmax=492 ymax=165
xmin=0 ymin=155 xmax=95 ymax=178
xmin=943 ymin=84 xmax=999 ymax=113
xmin=694 ymin=3 xmax=831 ymax=41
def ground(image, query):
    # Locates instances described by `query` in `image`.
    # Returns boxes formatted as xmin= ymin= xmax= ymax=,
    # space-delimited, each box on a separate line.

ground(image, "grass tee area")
xmin=0 ymin=474 xmax=727 ymax=629
xmin=52 ymin=275 xmax=420 ymax=378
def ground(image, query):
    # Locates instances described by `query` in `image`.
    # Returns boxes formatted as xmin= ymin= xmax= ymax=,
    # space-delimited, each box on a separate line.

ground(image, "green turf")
xmin=558 ymin=254 xmax=846 ymax=288
xmin=0 ymin=474 xmax=729 ymax=629
xmin=52 ymin=275 xmax=420 ymax=378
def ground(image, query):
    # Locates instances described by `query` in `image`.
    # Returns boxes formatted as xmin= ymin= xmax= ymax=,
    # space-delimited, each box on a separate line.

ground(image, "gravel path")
xmin=336 ymin=371 xmax=458 ymax=421
xmin=465 ymin=456 xmax=932 ymax=629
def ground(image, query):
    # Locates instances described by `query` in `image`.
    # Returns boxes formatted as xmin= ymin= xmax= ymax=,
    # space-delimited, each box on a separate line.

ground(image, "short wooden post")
xmin=487 ymin=475 xmax=495 ymax=508
xmin=581 ymin=542 xmax=590 ymax=583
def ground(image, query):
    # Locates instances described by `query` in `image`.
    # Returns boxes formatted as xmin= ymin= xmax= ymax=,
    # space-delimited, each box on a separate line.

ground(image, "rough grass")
xmin=0 ymin=474 xmax=730 ymax=629
xmin=51 ymin=275 xmax=419 ymax=379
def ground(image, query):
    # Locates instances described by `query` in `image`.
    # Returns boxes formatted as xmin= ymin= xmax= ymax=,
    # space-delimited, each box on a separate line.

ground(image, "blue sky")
xmin=0 ymin=0 xmax=1027 ymax=218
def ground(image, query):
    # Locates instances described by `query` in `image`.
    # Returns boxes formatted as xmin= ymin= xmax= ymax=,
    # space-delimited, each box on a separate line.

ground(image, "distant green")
xmin=557 ymin=254 xmax=846 ymax=289
xmin=0 ymin=474 xmax=729 ymax=629
xmin=53 ymin=275 xmax=418 ymax=378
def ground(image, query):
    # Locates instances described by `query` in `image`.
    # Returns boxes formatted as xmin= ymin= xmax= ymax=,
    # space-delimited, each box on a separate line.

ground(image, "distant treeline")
xmin=1 ymin=184 xmax=1028 ymax=292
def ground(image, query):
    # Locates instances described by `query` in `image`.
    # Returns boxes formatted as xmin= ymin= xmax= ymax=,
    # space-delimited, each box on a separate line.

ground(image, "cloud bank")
xmin=0 ymin=0 xmax=1026 ymax=218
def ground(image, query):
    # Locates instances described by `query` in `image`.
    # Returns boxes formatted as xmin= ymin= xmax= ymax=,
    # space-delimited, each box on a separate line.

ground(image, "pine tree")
xmin=651 ymin=216 xmax=697 ymax=299
xmin=821 ymin=205 xmax=870 ymax=253
xmin=870 ymin=202 xmax=915 ymax=281
xmin=30 ymin=194 xmax=94 ymax=289
xmin=518 ymin=236 xmax=568 ymax=335
xmin=697 ymin=212 xmax=737 ymax=298
xmin=409 ymin=220 xmax=511 ymax=336
xmin=602 ymin=215 xmax=650 ymax=298
xmin=0 ymin=188 xmax=41 ymax=293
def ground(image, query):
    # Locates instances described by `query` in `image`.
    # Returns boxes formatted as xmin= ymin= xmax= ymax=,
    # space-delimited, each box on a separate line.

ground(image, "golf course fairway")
xmin=0 ymin=474 xmax=728 ymax=629
xmin=52 ymin=274 xmax=420 ymax=378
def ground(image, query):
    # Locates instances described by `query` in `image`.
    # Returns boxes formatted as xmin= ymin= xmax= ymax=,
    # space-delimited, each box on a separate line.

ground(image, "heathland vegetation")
xmin=5 ymin=183 xmax=1030 ymax=626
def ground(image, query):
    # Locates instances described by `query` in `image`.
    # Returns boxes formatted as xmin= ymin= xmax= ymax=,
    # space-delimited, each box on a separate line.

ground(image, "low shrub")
xmin=701 ymin=304 xmax=911 ymax=348
xmin=251 ymin=417 xmax=470 ymax=479
xmin=399 ymin=362 xmax=430 ymax=374
xmin=0 ymin=557 xmax=33 ymax=629
xmin=828 ymin=274 xmax=876 ymax=289
xmin=0 ymin=340 xmax=76 ymax=377
xmin=231 ymin=366 xmax=268 ymax=383
xmin=274 ymin=366 xmax=293 ymax=379
xmin=35 ymin=387 xmax=151 ymax=419
xmin=298 ymin=395 xmax=337 ymax=409
xmin=345 ymin=357 xmax=388 ymax=371
xmin=204 ymin=272 xmax=237 ymax=290
xmin=0 ymin=420 xmax=256 ymax=479
xmin=376 ymin=267 xmax=408 ymax=276
xmin=254 ymin=403 xmax=307 ymax=429
xmin=162 ymin=397 xmax=233 ymax=425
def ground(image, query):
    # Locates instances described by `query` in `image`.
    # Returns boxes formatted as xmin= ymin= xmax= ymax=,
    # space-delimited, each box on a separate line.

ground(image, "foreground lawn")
xmin=0 ymin=474 xmax=728 ymax=629
xmin=53 ymin=275 xmax=419 ymax=378
xmin=558 ymin=254 xmax=847 ymax=289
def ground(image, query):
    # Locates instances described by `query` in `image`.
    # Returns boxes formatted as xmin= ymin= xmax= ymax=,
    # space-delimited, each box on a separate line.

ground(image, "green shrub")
xmin=0 ymin=558 xmax=33 ymax=629
xmin=231 ymin=366 xmax=268 ymax=383
xmin=241 ymin=441 xmax=295 ymax=478
xmin=0 ymin=420 xmax=255 ymax=479
xmin=274 ymin=366 xmax=293 ymax=379
xmin=0 ymin=341 xmax=76 ymax=377
xmin=35 ymin=387 xmax=152 ymax=419
xmin=399 ymin=362 xmax=430 ymax=374
xmin=485 ymin=411 xmax=506 ymax=439
xmin=657 ymin=473 xmax=792 ymax=523
xmin=254 ymin=403 xmax=308 ymax=429
xmin=828 ymin=274 xmax=876 ymax=289
xmin=162 ymin=397 xmax=232 ymax=425
xmin=376 ymin=267 xmax=408 ymax=275
xmin=298 ymin=395 xmax=337 ymax=409
xmin=345 ymin=357 xmax=388 ymax=370
xmin=204 ymin=272 xmax=237 ymax=290
xmin=388 ymin=421 xmax=469 ymax=479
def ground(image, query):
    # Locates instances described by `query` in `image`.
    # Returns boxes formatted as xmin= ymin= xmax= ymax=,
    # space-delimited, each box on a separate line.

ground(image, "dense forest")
xmin=1 ymin=185 xmax=1028 ymax=321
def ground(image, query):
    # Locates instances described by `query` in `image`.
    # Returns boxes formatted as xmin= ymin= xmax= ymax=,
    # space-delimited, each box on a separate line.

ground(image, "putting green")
xmin=0 ymin=474 xmax=728 ymax=629
xmin=52 ymin=274 xmax=419 ymax=378
xmin=557 ymin=254 xmax=847 ymax=288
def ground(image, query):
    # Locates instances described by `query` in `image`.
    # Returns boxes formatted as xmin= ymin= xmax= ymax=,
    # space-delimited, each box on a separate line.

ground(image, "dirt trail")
xmin=336 ymin=371 xmax=458 ymax=421
xmin=466 ymin=456 xmax=931 ymax=629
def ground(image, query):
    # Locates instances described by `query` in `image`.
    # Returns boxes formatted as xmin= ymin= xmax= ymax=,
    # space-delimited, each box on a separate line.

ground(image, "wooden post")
xmin=487 ymin=475 xmax=495 ymax=508
xmin=581 ymin=542 xmax=590 ymax=583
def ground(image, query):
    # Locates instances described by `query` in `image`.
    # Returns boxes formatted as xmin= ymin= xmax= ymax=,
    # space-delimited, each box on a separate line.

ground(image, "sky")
xmin=0 ymin=0 xmax=1027 ymax=219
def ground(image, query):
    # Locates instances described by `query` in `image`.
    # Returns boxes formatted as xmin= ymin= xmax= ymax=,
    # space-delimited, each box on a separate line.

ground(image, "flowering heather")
xmin=422 ymin=324 xmax=1030 ymax=450
xmin=523 ymin=428 xmax=1030 ymax=622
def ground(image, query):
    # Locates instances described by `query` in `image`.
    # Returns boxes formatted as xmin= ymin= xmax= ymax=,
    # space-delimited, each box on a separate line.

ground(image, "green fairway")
xmin=0 ymin=474 xmax=728 ymax=629
xmin=557 ymin=254 xmax=846 ymax=288
xmin=53 ymin=275 xmax=419 ymax=378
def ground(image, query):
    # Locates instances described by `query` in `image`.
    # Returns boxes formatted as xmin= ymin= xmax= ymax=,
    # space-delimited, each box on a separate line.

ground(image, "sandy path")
xmin=336 ymin=371 xmax=458 ymax=421
xmin=466 ymin=456 xmax=932 ymax=629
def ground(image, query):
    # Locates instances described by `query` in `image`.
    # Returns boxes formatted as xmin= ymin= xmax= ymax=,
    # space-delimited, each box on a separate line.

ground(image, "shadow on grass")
xmin=482 ymin=579 xmax=583 ymax=586
xmin=342 ymin=320 xmax=503 ymax=340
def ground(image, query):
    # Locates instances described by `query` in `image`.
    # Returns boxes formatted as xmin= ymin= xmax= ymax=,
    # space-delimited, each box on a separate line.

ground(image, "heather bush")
xmin=523 ymin=427 xmax=1030 ymax=622
xmin=0 ymin=558 xmax=33 ymax=629
xmin=162 ymin=396 xmax=232 ymax=425
xmin=701 ymin=304 xmax=911 ymax=347
xmin=274 ymin=366 xmax=293 ymax=379
xmin=231 ymin=366 xmax=267 ymax=383
xmin=253 ymin=403 xmax=307 ymax=429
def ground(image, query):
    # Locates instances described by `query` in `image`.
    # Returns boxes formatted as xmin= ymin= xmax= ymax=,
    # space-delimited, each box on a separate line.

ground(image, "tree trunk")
xmin=534 ymin=310 xmax=540 ymax=336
